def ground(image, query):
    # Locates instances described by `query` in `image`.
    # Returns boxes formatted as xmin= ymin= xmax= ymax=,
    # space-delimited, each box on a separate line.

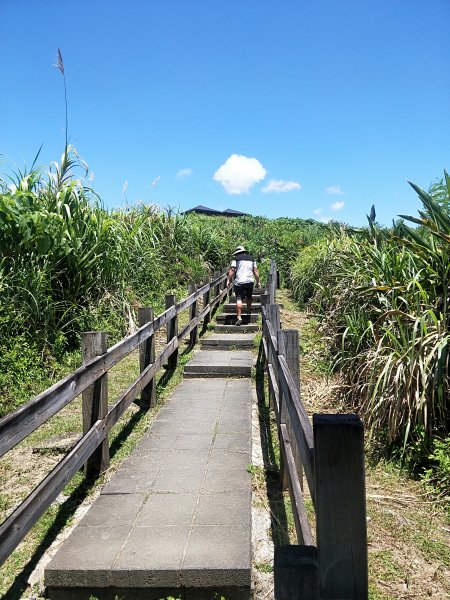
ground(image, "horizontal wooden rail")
xmin=0 ymin=420 xmax=106 ymax=566
xmin=0 ymin=303 xmax=176 ymax=458
xmin=280 ymin=424 xmax=314 ymax=546
xmin=278 ymin=356 xmax=315 ymax=500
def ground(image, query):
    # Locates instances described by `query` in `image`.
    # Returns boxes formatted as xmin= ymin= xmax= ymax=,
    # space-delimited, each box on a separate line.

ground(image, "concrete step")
xmin=214 ymin=324 xmax=259 ymax=334
xmin=223 ymin=303 xmax=261 ymax=313
xmin=184 ymin=350 xmax=252 ymax=378
xmin=201 ymin=333 xmax=256 ymax=350
xmin=216 ymin=313 xmax=259 ymax=324
xmin=230 ymin=294 xmax=263 ymax=302
xmin=45 ymin=378 xmax=252 ymax=600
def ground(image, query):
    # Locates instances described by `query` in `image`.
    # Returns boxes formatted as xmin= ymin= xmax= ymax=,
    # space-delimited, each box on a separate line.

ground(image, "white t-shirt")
xmin=231 ymin=254 xmax=256 ymax=284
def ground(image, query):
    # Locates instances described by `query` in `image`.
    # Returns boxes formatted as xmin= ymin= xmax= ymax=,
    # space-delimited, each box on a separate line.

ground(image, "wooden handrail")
xmin=0 ymin=303 xmax=175 ymax=457
xmin=262 ymin=264 xmax=368 ymax=600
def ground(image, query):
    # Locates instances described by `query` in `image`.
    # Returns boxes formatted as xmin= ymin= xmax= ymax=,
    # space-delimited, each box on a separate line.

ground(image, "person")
xmin=226 ymin=245 xmax=260 ymax=326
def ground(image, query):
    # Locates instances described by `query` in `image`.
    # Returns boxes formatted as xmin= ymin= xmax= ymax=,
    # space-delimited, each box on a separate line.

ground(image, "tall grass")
xmin=291 ymin=173 xmax=450 ymax=470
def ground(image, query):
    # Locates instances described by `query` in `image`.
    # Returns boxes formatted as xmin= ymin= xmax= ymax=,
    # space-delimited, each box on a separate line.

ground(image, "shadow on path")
xmin=256 ymin=340 xmax=290 ymax=546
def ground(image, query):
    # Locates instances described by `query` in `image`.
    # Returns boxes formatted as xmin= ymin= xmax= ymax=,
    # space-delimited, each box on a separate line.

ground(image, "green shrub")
xmin=423 ymin=435 xmax=450 ymax=499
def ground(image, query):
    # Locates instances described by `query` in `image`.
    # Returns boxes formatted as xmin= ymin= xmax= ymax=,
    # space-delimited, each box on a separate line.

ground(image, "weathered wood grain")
xmin=138 ymin=307 xmax=156 ymax=408
xmin=314 ymin=414 xmax=368 ymax=599
xmin=166 ymin=294 xmax=178 ymax=370
xmin=82 ymin=332 xmax=109 ymax=478
xmin=280 ymin=424 xmax=313 ymax=546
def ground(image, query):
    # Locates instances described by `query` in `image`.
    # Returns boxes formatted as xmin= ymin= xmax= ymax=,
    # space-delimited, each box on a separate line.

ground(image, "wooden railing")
xmin=261 ymin=261 xmax=368 ymax=600
xmin=0 ymin=270 xmax=230 ymax=566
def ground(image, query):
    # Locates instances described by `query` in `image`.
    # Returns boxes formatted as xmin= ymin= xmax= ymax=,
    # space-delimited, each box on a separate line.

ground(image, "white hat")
xmin=233 ymin=245 xmax=246 ymax=255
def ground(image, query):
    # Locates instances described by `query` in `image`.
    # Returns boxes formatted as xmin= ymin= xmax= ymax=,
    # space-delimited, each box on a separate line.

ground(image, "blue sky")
xmin=1 ymin=0 xmax=449 ymax=226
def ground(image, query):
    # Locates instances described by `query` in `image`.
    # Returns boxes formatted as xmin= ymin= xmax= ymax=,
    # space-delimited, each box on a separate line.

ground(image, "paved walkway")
xmin=45 ymin=294 xmax=259 ymax=600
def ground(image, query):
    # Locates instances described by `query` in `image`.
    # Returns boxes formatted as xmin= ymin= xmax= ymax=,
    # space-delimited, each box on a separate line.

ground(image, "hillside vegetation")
xmin=2 ymin=145 xmax=449 ymax=493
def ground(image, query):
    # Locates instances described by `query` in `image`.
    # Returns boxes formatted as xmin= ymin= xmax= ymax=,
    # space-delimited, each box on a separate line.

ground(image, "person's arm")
xmin=253 ymin=265 xmax=260 ymax=287
xmin=227 ymin=266 xmax=236 ymax=288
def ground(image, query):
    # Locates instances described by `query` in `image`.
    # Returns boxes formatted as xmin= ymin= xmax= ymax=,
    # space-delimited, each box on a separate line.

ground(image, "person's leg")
xmin=245 ymin=283 xmax=254 ymax=314
xmin=235 ymin=285 xmax=243 ymax=324
xmin=236 ymin=298 xmax=243 ymax=319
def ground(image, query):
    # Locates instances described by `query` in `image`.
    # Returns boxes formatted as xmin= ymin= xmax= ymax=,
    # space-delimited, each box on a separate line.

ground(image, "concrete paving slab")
xmin=115 ymin=525 xmax=190 ymax=574
xmin=78 ymin=494 xmax=145 ymax=527
xmin=195 ymin=491 xmax=251 ymax=526
xmin=153 ymin=465 xmax=206 ymax=493
xmin=208 ymin=449 xmax=250 ymax=470
xmin=100 ymin=464 xmax=162 ymax=495
xmin=136 ymin=493 xmax=198 ymax=527
xmin=204 ymin=467 xmax=251 ymax=492
xmin=217 ymin=415 xmax=251 ymax=435
xmin=45 ymin=525 xmax=131 ymax=586
xmin=182 ymin=525 xmax=251 ymax=586
xmin=214 ymin=433 xmax=251 ymax=453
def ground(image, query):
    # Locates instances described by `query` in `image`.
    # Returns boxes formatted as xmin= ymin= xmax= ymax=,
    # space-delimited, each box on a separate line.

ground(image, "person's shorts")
xmin=235 ymin=282 xmax=254 ymax=301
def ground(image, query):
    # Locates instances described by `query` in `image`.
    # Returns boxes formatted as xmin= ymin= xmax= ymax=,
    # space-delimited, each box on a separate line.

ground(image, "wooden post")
xmin=314 ymin=414 xmax=368 ymax=599
xmin=138 ymin=307 xmax=156 ymax=408
xmin=266 ymin=304 xmax=280 ymax=411
xmin=82 ymin=332 xmax=109 ymax=478
xmin=274 ymin=545 xmax=319 ymax=600
xmin=211 ymin=271 xmax=219 ymax=315
xmin=188 ymin=282 xmax=199 ymax=346
xmin=165 ymin=294 xmax=178 ymax=369
xmin=260 ymin=292 xmax=269 ymax=369
xmin=203 ymin=275 xmax=211 ymax=328
xmin=221 ymin=269 xmax=227 ymax=296
xmin=260 ymin=293 xmax=269 ymax=331
xmin=267 ymin=273 xmax=273 ymax=299
xmin=221 ymin=269 xmax=228 ymax=304
xmin=276 ymin=270 xmax=281 ymax=289
xmin=213 ymin=270 xmax=219 ymax=297
xmin=277 ymin=329 xmax=302 ymax=492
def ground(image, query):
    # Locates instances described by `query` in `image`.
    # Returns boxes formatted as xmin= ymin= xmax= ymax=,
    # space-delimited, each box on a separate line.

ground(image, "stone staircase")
xmin=45 ymin=286 xmax=262 ymax=600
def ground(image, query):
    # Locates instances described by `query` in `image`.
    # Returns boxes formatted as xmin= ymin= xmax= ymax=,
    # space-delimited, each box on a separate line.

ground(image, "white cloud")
xmin=313 ymin=208 xmax=323 ymax=216
xmin=122 ymin=180 xmax=128 ymax=195
xmin=177 ymin=168 xmax=192 ymax=178
xmin=151 ymin=176 xmax=161 ymax=188
xmin=213 ymin=154 xmax=266 ymax=194
xmin=320 ymin=216 xmax=332 ymax=224
xmin=331 ymin=200 xmax=345 ymax=211
xmin=325 ymin=185 xmax=344 ymax=195
xmin=261 ymin=179 xmax=301 ymax=194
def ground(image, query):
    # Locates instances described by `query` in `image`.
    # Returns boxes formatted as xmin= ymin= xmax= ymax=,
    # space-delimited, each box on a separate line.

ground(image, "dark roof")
xmin=184 ymin=205 xmax=250 ymax=217
xmin=223 ymin=208 xmax=249 ymax=217
xmin=184 ymin=205 xmax=223 ymax=215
